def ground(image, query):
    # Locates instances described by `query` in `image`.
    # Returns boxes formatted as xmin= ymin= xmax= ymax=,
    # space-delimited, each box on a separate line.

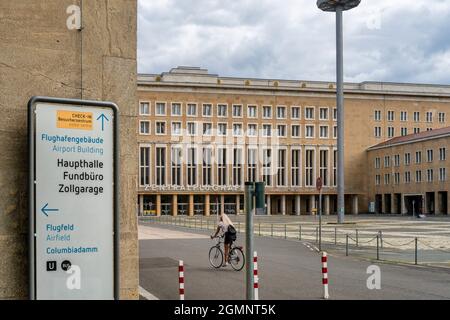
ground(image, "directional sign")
xmin=316 ymin=177 xmax=323 ymax=192
xmin=28 ymin=97 xmax=119 ymax=300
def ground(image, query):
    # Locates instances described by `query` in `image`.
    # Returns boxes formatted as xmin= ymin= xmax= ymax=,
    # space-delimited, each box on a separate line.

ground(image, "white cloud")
xmin=138 ymin=0 xmax=450 ymax=84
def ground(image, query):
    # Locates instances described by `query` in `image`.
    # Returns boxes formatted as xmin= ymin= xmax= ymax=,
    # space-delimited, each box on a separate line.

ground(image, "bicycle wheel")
xmin=229 ymin=247 xmax=245 ymax=271
xmin=209 ymin=246 xmax=223 ymax=269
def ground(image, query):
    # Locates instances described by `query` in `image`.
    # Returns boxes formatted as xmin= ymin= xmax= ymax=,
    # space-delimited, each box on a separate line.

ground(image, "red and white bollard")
xmin=179 ymin=260 xmax=185 ymax=300
xmin=253 ymin=251 xmax=259 ymax=300
xmin=321 ymin=252 xmax=329 ymax=299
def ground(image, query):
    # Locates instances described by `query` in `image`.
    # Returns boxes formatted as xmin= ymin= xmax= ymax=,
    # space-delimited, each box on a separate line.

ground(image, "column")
xmin=139 ymin=194 xmax=144 ymax=216
xmin=447 ymin=192 xmax=450 ymax=215
xmin=324 ymin=195 xmax=330 ymax=215
xmin=391 ymin=193 xmax=396 ymax=214
xmin=204 ymin=194 xmax=210 ymax=216
xmin=188 ymin=194 xmax=194 ymax=217
xmin=381 ymin=194 xmax=386 ymax=214
xmin=281 ymin=195 xmax=286 ymax=215
xmin=401 ymin=193 xmax=407 ymax=215
xmin=266 ymin=195 xmax=271 ymax=215
xmin=156 ymin=194 xmax=161 ymax=217
xmin=352 ymin=195 xmax=359 ymax=215
xmin=295 ymin=195 xmax=301 ymax=216
xmin=220 ymin=194 xmax=225 ymax=215
xmin=435 ymin=192 xmax=442 ymax=215
xmin=310 ymin=195 xmax=316 ymax=215
xmin=172 ymin=194 xmax=178 ymax=216
xmin=236 ymin=194 xmax=240 ymax=215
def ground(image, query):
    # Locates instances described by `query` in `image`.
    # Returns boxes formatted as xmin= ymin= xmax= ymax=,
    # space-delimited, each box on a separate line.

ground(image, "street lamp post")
xmin=317 ymin=0 xmax=361 ymax=224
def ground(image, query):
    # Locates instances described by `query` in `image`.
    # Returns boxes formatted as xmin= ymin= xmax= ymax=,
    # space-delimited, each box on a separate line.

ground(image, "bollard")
xmin=259 ymin=223 xmax=261 ymax=236
xmin=271 ymin=224 xmax=273 ymax=237
xmin=356 ymin=229 xmax=359 ymax=247
xmin=321 ymin=252 xmax=329 ymax=299
xmin=346 ymin=234 xmax=349 ymax=256
xmin=285 ymin=224 xmax=287 ymax=239
xmin=299 ymin=225 xmax=302 ymax=241
xmin=415 ymin=237 xmax=418 ymax=265
xmin=179 ymin=260 xmax=185 ymax=300
xmin=379 ymin=231 xmax=383 ymax=249
xmin=253 ymin=252 xmax=259 ymax=300
xmin=376 ymin=235 xmax=379 ymax=260
xmin=316 ymin=227 xmax=319 ymax=244
xmin=334 ymin=227 xmax=337 ymax=245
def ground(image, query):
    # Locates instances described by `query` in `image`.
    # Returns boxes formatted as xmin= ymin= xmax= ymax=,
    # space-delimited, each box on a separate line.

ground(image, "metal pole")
xmin=415 ymin=237 xmax=418 ymax=265
xmin=271 ymin=224 xmax=273 ymax=237
xmin=356 ymin=229 xmax=359 ymax=247
xmin=376 ymin=235 xmax=379 ymax=260
xmin=285 ymin=224 xmax=287 ymax=239
xmin=245 ymin=183 xmax=255 ymax=300
xmin=335 ymin=227 xmax=337 ymax=245
xmin=259 ymin=223 xmax=261 ymax=236
xmin=346 ymin=234 xmax=349 ymax=256
xmin=319 ymin=189 xmax=322 ymax=251
xmin=299 ymin=225 xmax=302 ymax=240
xmin=336 ymin=5 xmax=345 ymax=224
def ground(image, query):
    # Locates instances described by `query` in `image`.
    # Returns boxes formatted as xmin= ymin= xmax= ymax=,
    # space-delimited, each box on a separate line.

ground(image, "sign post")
xmin=28 ymin=96 xmax=119 ymax=300
xmin=316 ymin=177 xmax=323 ymax=251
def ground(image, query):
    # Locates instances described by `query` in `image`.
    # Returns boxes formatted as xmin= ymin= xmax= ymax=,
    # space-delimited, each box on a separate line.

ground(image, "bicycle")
xmin=209 ymin=236 xmax=245 ymax=271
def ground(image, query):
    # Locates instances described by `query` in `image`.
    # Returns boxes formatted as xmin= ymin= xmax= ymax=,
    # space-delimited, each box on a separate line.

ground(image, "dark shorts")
xmin=224 ymin=232 xmax=233 ymax=245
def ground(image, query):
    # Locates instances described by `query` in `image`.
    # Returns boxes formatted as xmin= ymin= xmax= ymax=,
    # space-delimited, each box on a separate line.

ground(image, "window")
xmin=305 ymin=107 xmax=315 ymax=120
xmin=384 ymin=174 xmax=390 ymax=185
xmin=140 ymin=146 xmax=150 ymax=186
xmin=171 ymin=147 xmax=182 ymax=185
xmin=277 ymin=149 xmax=286 ymax=186
xmin=384 ymin=156 xmax=390 ymax=168
xmin=276 ymin=106 xmax=286 ymax=119
xmin=291 ymin=149 xmax=301 ymax=186
xmin=415 ymin=151 xmax=422 ymax=164
xmin=171 ymin=122 xmax=182 ymax=135
xmin=187 ymin=147 xmax=197 ymax=186
xmin=387 ymin=111 xmax=395 ymax=121
xmin=427 ymin=149 xmax=433 ymax=162
xmin=232 ymin=104 xmax=242 ymax=117
xmin=247 ymin=105 xmax=257 ymax=118
xmin=414 ymin=112 xmax=420 ymax=122
xmin=247 ymin=148 xmax=257 ymax=182
xmin=333 ymin=125 xmax=338 ymax=139
xmin=232 ymin=148 xmax=243 ymax=186
xmin=291 ymin=106 xmax=300 ymax=119
xmin=217 ymin=104 xmax=227 ymax=117
xmin=187 ymin=122 xmax=197 ymax=136
xmin=291 ymin=125 xmax=300 ymax=138
xmin=140 ymin=121 xmax=150 ymax=135
xmin=426 ymin=111 xmax=433 ymax=123
xmin=333 ymin=108 xmax=337 ymax=120
xmin=233 ymin=123 xmax=243 ymax=136
xmin=262 ymin=106 xmax=272 ymax=118
xmin=394 ymin=172 xmax=400 ymax=185
xmin=262 ymin=124 xmax=272 ymax=137
xmin=375 ymin=157 xmax=381 ymax=169
xmin=319 ymin=126 xmax=329 ymax=138
xmin=155 ymin=147 xmax=166 ymax=185
xmin=305 ymin=125 xmax=315 ymax=138
xmin=400 ymin=111 xmax=408 ymax=122
xmin=427 ymin=127 xmax=433 ymax=132
xmin=187 ymin=103 xmax=197 ymax=116
xmin=438 ymin=112 xmax=446 ymax=123
xmin=171 ymin=103 xmax=182 ymax=116
xmin=319 ymin=107 xmax=329 ymax=120
xmin=155 ymin=121 xmax=166 ymax=135
xmin=414 ymin=127 xmax=420 ymax=134
xmin=319 ymin=150 xmax=328 ymax=186
xmin=262 ymin=149 xmax=272 ymax=186
xmin=305 ymin=149 xmax=315 ymax=187
xmin=202 ymin=148 xmax=212 ymax=185
xmin=374 ymin=110 xmax=381 ymax=121
xmin=332 ymin=150 xmax=337 ymax=186
xmin=247 ymin=124 xmax=257 ymax=137
xmin=415 ymin=170 xmax=422 ymax=183
xmin=439 ymin=168 xmax=447 ymax=181
xmin=217 ymin=148 xmax=227 ymax=185
xmin=277 ymin=124 xmax=286 ymax=137
xmin=394 ymin=154 xmax=400 ymax=167
xmin=401 ymin=128 xmax=408 ymax=136
xmin=202 ymin=104 xmax=212 ymax=117
xmin=140 ymin=102 xmax=150 ymax=115
xmin=439 ymin=147 xmax=446 ymax=161
xmin=374 ymin=127 xmax=382 ymax=138
xmin=427 ymin=169 xmax=434 ymax=182
xmin=155 ymin=102 xmax=166 ymax=116
xmin=218 ymin=123 xmax=227 ymax=136
xmin=375 ymin=175 xmax=381 ymax=185
xmin=405 ymin=171 xmax=411 ymax=184
xmin=404 ymin=153 xmax=411 ymax=165
xmin=387 ymin=127 xmax=395 ymax=138
xmin=203 ymin=122 xmax=212 ymax=135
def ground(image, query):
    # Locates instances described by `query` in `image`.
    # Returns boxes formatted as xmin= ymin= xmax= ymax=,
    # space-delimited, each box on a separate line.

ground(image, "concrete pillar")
xmin=156 ymin=194 xmax=161 ymax=217
xmin=139 ymin=194 xmax=144 ymax=216
xmin=220 ymin=194 xmax=225 ymax=215
xmin=236 ymin=194 xmax=240 ymax=215
xmin=324 ymin=195 xmax=331 ymax=215
xmin=447 ymin=193 xmax=450 ymax=215
xmin=401 ymin=194 xmax=407 ymax=215
xmin=381 ymin=194 xmax=386 ymax=214
xmin=172 ymin=194 xmax=178 ymax=216
xmin=391 ymin=193 xmax=396 ymax=214
xmin=435 ymin=192 xmax=442 ymax=215
xmin=188 ymin=194 xmax=194 ymax=217
xmin=281 ymin=195 xmax=286 ymax=215
xmin=266 ymin=195 xmax=271 ymax=215
xmin=352 ymin=195 xmax=359 ymax=215
xmin=310 ymin=195 xmax=316 ymax=215
xmin=205 ymin=194 xmax=210 ymax=216
xmin=295 ymin=195 xmax=301 ymax=216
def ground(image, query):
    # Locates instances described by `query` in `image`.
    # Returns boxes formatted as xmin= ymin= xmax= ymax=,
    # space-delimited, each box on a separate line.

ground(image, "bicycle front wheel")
xmin=229 ymin=247 xmax=245 ymax=271
xmin=209 ymin=246 xmax=224 ymax=269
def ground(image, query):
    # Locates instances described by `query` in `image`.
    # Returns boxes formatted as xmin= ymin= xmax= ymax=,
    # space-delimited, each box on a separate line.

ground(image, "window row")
xmin=374 ymin=148 xmax=447 ymax=169
xmin=374 ymin=126 xmax=434 ymax=138
xmin=375 ymin=168 xmax=447 ymax=185
xmin=374 ymin=110 xmax=446 ymax=123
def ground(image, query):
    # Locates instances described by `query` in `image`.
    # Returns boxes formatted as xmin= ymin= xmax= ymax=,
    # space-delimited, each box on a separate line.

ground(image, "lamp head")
xmin=317 ymin=0 xmax=361 ymax=12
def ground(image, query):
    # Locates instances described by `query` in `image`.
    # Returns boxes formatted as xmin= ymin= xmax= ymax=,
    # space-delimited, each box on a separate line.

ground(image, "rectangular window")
xmin=387 ymin=127 xmax=395 ymax=138
xmin=394 ymin=154 xmax=400 ymax=167
xmin=156 ymin=102 xmax=166 ymax=116
xmin=277 ymin=149 xmax=286 ymax=186
xmin=140 ymin=102 xmax=150 ymax=115
xmin=427 ymin=169 xmax=434 ymax=182
xmin=262 ymin=106 xmax=272 ymax=119
xmin=405 ymin=171 xmax=411 ymax=184
xmin=218 ymin=123 xmax=227 ymax=136
xmin=232 ymin=104 xmax=242 ymax=117
xmin=401 ymin=127 xmax=408 ymax=136
xmin=405 ymin=153 xmax=411 ymax=165
xmin=217 ymin=104 xmax=227 ymax=117
xmin=375 ymin=157 xmax=380 ymax=169
xmin=202 ymin=103 xmax=212 ymax=117
xmin=202 ymin=148 xmax=212 ymax=185
xmin=140 ymin=146 xmax=150 ymax=186
xmin=171 ymin=103 xmax=182 ymax=116
xmin=140 ymin=121 xmax=150 ymax=135
xmin=203 ymin=122 xmax=212 ymax=135
xmin=320 ymin=150 xmax=328 ymax=186
xmin=233 ymin=148 xmax=242 ymax=186
xmin=427 ymin=149 xmax=433 ymax=162
xmin=187 ymin=147 xmax=197 ymax=186
xmin=305 ymin=149 xmax=315 ymax=187
xmin=375 ymin=127 xmax=381 ymax=138
xmin=187 ymin=103 xmax=197 ymax=116
xmin=374 ymin=110 xmax=381 ymax=121
xmin=187 ymin=122 xmax=197 ymax=136
xmin=262 ymin=149 xmax=272 ymax=186
xmin=305 ymin=125 xmax=315 ymax=138
xmin=319 ymin=107 xmax=329 ymax=120
xmin=415 ymin=170 xmax=422 ymax=183
xmin=387 ymin=111 xmax=395 ymax=121
xmin=384 ymin=156 xmax=390 ymax=168
xmin=247 ymin=105 xmax=257 ymax=118
xmin=171 ymin=121 xmax=182 ymax=135
xmin=247 ymin=124 xmax=257 ymax=137
xmin=333 ymin=125 xmax=337 ymax=139
xmin=248 ymin=148 xmax=257 ymax=182
xmin=439 ymin=168 xmax=447 ymax=181
xmin=291 ymin=149 xmax=301 ymax=186
xmin=171 ymin=147 xmax=182 ymax=186
xmin=217 ymin=148 xmax=227 ymax=185
xmin=426 ymin=111 xmax=433 ymax=123
xmin=333 ymin=108 xmax=337 ymax=121
xmin=375 ymin=175 xmax=381 ymax=185
xmin=414 ymin=112 xmax=420 ymax=122
xmin=305 ymin=107 xmax=315 ymax=120
xmin=156 ymin=147 xmax=166 ymax=186
xmin=291 ymin=125 xmax=300 ymax=138
xmin=262 ymin=124 xmax=272 ymax=137
xmin=277 ymin=124 xmax=287 ymax=137
xmin=414 ymin=127 xmax=420 ymax=134
xmin=291 ymin=106 xmax=300 ymax=119
xmin=384 ymin=173 xmax=390 ymax=185
xmin=156 ymin=121 xmax=166 ymax=135
xmin=319 ymin=125 xmax=329 ymax=138
xmin=394 ymin=172 xmax=400 ymax=185
xmin=400 ymin=111 xmax=408 ymax=122
xmin=276 ymin=106 xmax=286 ymax=119
xmin=233 ymin=123 xmax=243 ymax=136
xmin=439 ymin=147 xmax=446 ymax=161
xmin=438 ymin=112 xmax=446 ymax=123
xmin=416 ymin=151 xmax=422 ymax=164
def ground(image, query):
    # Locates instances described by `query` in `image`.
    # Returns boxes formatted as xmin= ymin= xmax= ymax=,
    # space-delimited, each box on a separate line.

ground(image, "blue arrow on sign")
xmin=96 ymin=113 xmax=109 ymax=131
xmin=41 ymin=203 xmax=59 ymax=217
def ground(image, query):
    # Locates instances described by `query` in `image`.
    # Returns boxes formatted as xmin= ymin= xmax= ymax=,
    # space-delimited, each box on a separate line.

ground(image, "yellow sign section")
xmin=57 ymin=110 xmax=93 ymax=130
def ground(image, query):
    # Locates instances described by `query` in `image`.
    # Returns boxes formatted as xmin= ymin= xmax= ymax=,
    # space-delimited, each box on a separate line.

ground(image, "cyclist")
xmin=210 ymin=213 xmax=237 ymax=267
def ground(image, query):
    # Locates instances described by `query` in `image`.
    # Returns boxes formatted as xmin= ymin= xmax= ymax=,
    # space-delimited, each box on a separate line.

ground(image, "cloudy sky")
xmin=138 ymin=0 xmax=450 ymax=84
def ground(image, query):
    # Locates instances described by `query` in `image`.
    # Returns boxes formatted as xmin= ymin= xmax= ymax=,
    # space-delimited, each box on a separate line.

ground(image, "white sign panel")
xmin=32 ymin=101 xmax=116 ymax=299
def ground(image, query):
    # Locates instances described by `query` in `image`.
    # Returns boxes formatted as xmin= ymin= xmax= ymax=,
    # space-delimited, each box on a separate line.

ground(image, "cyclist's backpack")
xmin=228 ymin=225 xmax=237 ymax=241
